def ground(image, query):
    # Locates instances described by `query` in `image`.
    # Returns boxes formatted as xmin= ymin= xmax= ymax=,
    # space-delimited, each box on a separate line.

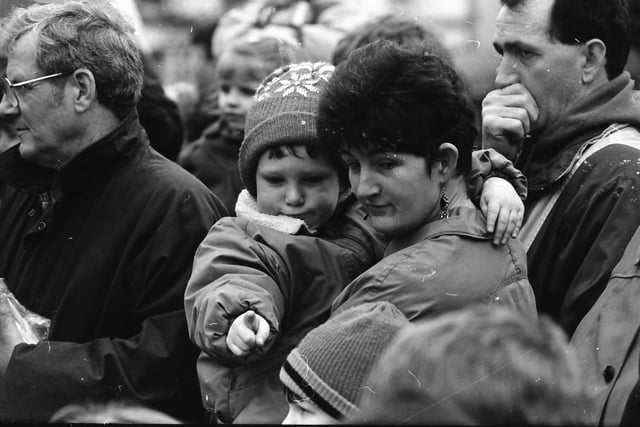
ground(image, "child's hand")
xmin=226 ymin=310 xmax=270 ymax=357
xmin=480 ymin=177 xmax=524 ymax=245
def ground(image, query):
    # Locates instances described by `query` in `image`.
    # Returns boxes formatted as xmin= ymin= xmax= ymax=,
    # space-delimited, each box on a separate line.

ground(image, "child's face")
xmin=282 ymin=399 xmax=337 ymax=424
xmin=217 ymin=79 xmax=259 ymax=134
xmin=282 ymin=390 xmax=337 ymax=425
xmin=216 ymin=51 xmax=265 ymax=134
xmin=256 ymin=145 xmax=340 ymax=230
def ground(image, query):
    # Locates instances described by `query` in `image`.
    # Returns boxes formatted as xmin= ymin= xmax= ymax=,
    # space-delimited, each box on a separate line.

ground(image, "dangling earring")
xmin=439 ymin=184 xmax=450 ymax=219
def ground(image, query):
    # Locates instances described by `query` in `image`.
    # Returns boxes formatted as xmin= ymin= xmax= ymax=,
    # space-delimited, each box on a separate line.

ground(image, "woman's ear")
xmin=437 ymin=142 xmax=459 ymax=182
xmin=69 ymin=68 xmax=97 ymax=113
xmin=580 ymin=38 xmax=606 ymax=85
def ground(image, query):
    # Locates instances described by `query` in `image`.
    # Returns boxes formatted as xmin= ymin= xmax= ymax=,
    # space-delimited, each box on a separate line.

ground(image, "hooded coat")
xmin=184 ymin=190 xmax=384 ymax=424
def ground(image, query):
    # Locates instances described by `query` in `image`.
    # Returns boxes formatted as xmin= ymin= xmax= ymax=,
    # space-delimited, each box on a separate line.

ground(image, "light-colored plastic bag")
xmin=0 ymin=278 xmax=50 ymax=344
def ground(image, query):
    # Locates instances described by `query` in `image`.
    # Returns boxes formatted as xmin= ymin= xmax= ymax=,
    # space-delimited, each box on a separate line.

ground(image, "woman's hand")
xmin=480 ymin=177 xmax=524 ymax=245
xmin=226 ymin=310 xmax=270 ymax=357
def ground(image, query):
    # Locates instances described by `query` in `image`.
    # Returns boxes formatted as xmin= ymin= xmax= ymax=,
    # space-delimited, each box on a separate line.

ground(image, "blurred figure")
xmin=211 ymin=0 xmax=393 ymax=64
xmin=49 ymin=400 xmax=181 ymax=424
xmin=279 ymin=301 xmax=410 ymax=424
xmin=137 ymin=54 xmax=184 ymax=161
xmin=354 ymin=305 xmax=594 ymax=425
xmin=627 ymin=0 xmax=640 ymax=87
xmin=331 ymin=13 xmax=453 ymax=67
xmin=178 ymin=31 xmax=302 ymax=214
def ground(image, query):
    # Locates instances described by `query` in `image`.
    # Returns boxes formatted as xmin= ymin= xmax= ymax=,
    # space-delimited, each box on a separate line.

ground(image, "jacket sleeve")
xmin=3 ymin=187 xmax=226 ymax=423
xmin=184 ymin=218 xmax=288 ymax=365
xmin=467 ymin=148 xmax=528 ymax=205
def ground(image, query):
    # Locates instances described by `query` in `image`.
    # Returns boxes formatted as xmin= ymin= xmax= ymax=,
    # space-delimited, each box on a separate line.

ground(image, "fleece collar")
xmin=234 ymin=189 xmax=315 ymax=235
xmin=519 ymin=72 xmax=640 ymax=190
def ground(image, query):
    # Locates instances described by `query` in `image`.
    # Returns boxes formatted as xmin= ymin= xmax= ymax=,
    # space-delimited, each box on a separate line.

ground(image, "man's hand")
xmin=480 ymin=177 xmax=524 ymax=245
xmin=482 ymin=83 xmax=539 ymax=162
xmin=226 ymin=310 xmax=270 ymax=357
xmin=0 ymin=296 xmax=26 ymax=377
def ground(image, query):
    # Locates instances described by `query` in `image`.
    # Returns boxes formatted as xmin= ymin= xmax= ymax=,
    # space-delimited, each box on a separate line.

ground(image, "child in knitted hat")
xmin=184 ymin=61 xmax=385 ymax=424
xmin=184 ymin=60 xmax=527 ymax=423
xmin=178 ymin=31 xmax=302 ymax=214
xmin=279 ymin=301 xmax=411 ymax=423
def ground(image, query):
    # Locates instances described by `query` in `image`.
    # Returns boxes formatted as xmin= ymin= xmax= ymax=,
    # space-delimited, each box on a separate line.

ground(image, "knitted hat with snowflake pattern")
xmin=279 ymin=301 xmax=410 ymax=420
xmin=239 ymin=61 xmax=345 ymax=198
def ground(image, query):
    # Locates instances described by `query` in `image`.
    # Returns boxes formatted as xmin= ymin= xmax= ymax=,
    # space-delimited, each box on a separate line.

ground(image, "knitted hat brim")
xmin=239 ymin=111 xmax=320 ymax=197
xmin=279 ymin=348 xmax=358 ymax=420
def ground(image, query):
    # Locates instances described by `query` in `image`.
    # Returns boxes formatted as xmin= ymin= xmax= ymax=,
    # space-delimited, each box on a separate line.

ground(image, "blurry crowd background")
xmin=132 ymin=0 xmax=502 ymax=101
xmin=55 ymin=0 xmax=506 ymax=141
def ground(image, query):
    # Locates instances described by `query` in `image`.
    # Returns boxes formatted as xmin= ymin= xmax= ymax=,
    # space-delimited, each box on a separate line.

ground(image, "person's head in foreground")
xmin=317 ymin=39 xmax=477 ymax=242
xmin=352 ymin=305 xmax=595 ymax=425
xmin=279 ymin=301 xmax=410 ymax=424
xmin=493 ymin=0 xmax=630 ymax=138
xmin=238 ymin=61 xmax=351 ymax=231
xmin=49 ymin=400 xmax=181 ymax=424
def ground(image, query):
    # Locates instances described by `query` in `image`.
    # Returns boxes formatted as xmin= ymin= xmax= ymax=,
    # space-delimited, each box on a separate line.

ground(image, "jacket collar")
xmin=384 ymin=207 xmax=489 ymax=257
xmin=519 ymin=72 xmax=640 ymax=190
xmin=235 ymin=189 xmax=315 ymax=235
xmin=0 ymin=109 xmax=146 ymax=197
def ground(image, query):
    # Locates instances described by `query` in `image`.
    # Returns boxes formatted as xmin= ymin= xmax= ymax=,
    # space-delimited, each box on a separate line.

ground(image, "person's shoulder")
xmin=577 ymin=130 xmax=640 ymax=178
xmin=132 ymin=149 xmax=227 ymax=210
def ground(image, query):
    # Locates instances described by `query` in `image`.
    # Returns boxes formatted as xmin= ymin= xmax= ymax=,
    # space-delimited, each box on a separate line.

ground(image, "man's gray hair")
xmin=0 ymin=0 xmax=144 ymax=118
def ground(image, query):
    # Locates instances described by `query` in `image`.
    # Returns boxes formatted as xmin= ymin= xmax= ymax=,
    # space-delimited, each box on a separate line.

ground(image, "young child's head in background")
xmin=278 ymin=301 xmax=410 ymax=424
xmin=215 ymin=31 xmax=302 ymax=142
xmin=238 ymin=62 xmax=350 ymax=230
xmin=352 ymin=305 xmax=595 ymax=425
xmin=331 ymin=13 xmax=454 ymax=67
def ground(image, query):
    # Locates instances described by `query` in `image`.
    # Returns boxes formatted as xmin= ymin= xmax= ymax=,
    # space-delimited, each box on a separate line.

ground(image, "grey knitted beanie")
xmin=279 ymin=301 xmax=410 ymax=420
xmin=238 ymin=62 xmax=338 ymax=197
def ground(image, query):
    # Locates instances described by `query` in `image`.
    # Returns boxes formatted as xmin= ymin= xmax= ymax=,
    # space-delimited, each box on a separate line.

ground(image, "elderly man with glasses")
xmin=0 ymin=1 xmax=226 ymax=423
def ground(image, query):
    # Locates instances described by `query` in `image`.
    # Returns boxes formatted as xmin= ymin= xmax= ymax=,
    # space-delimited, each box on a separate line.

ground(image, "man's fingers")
xmin=482 ymin=84 xmax=539 ymax=131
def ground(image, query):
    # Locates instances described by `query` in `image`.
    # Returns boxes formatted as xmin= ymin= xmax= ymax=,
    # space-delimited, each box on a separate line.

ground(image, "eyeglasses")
xmin=0 ymin=72 xmax=64 ymax=108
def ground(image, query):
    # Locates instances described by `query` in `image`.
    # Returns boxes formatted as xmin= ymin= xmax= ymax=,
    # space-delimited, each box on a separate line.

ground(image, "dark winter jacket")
xmin=0 ymin=111 xmax=227 ymax=423
xmin=514 ymin=73 xmax=640 ymax=336
xmin=184 ymin=190 xmax=384 ymax=424
xmin=178 ymin=118 xmax=244 ymax=215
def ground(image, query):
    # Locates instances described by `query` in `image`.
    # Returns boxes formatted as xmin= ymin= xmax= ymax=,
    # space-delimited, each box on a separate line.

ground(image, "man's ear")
xmin=69 ymin=68 xmax=97 ymax=113
xmin=437 ymin=142 xmax=459 ymax=182
xmin=581 ymin=38 xmax=607 ymax=84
